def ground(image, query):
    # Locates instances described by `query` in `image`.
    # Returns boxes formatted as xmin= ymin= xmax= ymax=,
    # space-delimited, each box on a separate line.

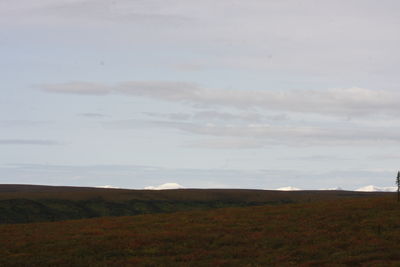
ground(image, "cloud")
xmin=78 ymin=113 xmax=107 ymax=118
xmin=0 ymin=0 xmax=191 ymax=28
xmin=40 ymin=82 xmax=112 ymax=95
xmin=40 ymin=0 xmax=191 ymax=24
xmin=189 ymin=138 xmax=264 ymax=150
xmin=174 ymin=63 xmax=207 ymax=72
xmin=142 ymin=110 xmax=288 ymax=123
xmin=144 ymin=182 xmax=184 ymax=190
xmin=0 ymin=139 xmax=59 ymax=145
xmin=142 ymin=112 xmax=193 ymax=121
xmin=113 ymin=119 xmax=400 ymax=147
xmin=40 ymin=81 xmax=400 ymax=118
xmin=367 ymin=154 xmax=400 ymax=160
xmin=0 ymin=120 xmax=53 ymax=127
xmin=281 ymin=155 xmax=352 ymax=161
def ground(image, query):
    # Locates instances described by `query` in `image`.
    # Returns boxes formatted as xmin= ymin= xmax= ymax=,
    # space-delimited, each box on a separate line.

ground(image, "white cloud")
xmin=40 ymin=82 xmax=400 ymax=118
xmin=135 ymin=120 xmax=400 ymax=146
xmin=144 ymin=182 xmax=184 ymax=190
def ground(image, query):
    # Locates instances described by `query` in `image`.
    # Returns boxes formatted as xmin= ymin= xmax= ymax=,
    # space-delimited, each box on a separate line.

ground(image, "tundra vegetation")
xmin=0 ymin=185 xmax=384 ymax=224
xmin=0 ymin=185 xmax=399 ymax=266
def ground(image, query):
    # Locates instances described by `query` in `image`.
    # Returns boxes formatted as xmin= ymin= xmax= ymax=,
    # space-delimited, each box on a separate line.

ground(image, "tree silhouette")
xmin=397 ymin=171 xmax=400 ymax=202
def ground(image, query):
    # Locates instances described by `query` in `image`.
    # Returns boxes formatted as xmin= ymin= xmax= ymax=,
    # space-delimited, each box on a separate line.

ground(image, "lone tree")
xmin=397 ymin=171 xmax=400 ymax=202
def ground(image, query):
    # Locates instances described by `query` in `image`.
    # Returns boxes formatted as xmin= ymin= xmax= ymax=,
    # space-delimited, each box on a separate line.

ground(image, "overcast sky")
xmin=1 ymin=0 xmax=400 ymax=189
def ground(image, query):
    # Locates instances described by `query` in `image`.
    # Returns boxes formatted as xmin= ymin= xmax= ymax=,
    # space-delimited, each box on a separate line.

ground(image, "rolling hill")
xmin=0 ymin=184 xmax=389 ymax=224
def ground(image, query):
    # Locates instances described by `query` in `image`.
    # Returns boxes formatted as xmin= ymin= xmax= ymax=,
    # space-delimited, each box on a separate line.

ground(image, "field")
xmin=1 ymin=185 xmax=400 ymax=266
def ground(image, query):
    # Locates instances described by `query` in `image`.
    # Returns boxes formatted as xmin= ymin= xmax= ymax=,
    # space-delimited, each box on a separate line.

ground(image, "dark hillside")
xmin=0 ymin=184 xmax=391 ymax=224
xmin=0 ymin=184 xmax=387 ymax=201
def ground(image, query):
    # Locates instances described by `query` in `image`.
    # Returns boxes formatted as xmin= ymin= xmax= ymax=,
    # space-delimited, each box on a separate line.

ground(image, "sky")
xmin=1 ymin=0 xmax=400 ymax=190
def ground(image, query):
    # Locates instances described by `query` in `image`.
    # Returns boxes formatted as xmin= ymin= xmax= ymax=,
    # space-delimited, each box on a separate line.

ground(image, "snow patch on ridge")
xmin=319 ymin=186 xmax=343 ymax=191
xmin=355 ymin=185 xmax=396 ymax=192
xmin=144 ymin=183 xmax=184 ymax=190
xmin=275 ymin=186 xmax=301 ymax=191
xmin=96 ymin=185 xmax=121 ymax=189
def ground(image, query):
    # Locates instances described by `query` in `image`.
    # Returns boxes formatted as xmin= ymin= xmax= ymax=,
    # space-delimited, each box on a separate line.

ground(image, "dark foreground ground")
xmin=1 ymin=194 xmax=400 ymax=266
xmin=0 ymin=184 xmax=388 ymax=224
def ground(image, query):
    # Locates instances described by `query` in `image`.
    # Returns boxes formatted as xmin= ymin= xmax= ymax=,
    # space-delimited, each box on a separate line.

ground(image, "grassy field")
xmin=1 ymin=194 xmax=400 ymax=266
xmin=0 ymin=184 xmax=387 ymax=224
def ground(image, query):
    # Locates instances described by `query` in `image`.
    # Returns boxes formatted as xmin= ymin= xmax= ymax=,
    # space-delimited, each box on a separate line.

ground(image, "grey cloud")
xmin=40 ymin=82 xmax=112 ymax=95
xmin=367 ymin=154 xmax=400 ymax=160
xmin=118 ymin=81 xmax=201 ymax=101
xmin=142 ymin=112 xmax=192 ymax=121
xmin=0 ymin=139 xmax=59 ymax=145
xmin=142 ymin=111 xmax=288 ymax=123
xmin=192 ymin=111 xmax=262 ymax=122
xmin=4 ymin=0 xmax=192 ymax=26
xmin=40 ymin=81 xmax=400 ymax=118
xmin=180 ymin=124 xmax=400 ymax=146
xmin=46 ymin=2 xmax=190 ymax=24
xmin=281 ymin=155 xmax=352 ymax=161
xmin=107 ymin=119 xmax=400 ymax=147
xmin=174 ymin=63 xmax=208 ymax=72
xmin=0 ymin=120 xmax=53 ymax=127
xmin=192 ymin=111 xmax=289 ymax=123
xmin=78 ymin=113 xmax=107 ymax=118
xmin=189 ymin=138 xmax=264 ymax=150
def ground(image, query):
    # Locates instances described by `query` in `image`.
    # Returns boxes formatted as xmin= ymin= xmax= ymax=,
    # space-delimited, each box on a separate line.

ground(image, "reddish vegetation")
xmin=1 ymin=196 xmax=400 ymax=266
